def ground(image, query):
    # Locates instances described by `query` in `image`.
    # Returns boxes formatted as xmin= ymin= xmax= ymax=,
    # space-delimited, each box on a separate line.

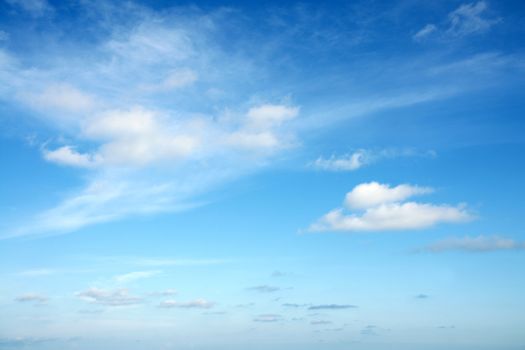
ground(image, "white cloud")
xmin=24 ymin=84 xmax=96 ymax=114
xmin=114 ymin=271 xmax=161 ymax=284
xmin=14 ymin=293 xmax=48 ymax=303
xmin=311 ymin=149 xmax=436 ymax=172
xmin=447 ymin=1 xmax=499 ymax=37
xmin=143 ymin=69 xmax=198 ymax=91
xmin=422 ymin=235 xmax=525 ymax=252
xmin=76 ymin=288 xmax=142 ymax=306
xmin=311 ymin=151 xmax=366 ymax=171
xmin=344 ymin=182 xmax=433 ymax=209
xmin=253 ymin=314 xmax=283 ymax=322
xmin=43 ymin=146 xmax=100 ymax=168
xmin=413 ymin=24 xmax=437 ymax=41
xmin=308 ymin=182 xmax=472 ymax=232
xmin=159 ymin=299 xmax=214 ymax=309
xmin=246 ymin=104 xmax=299 ymax=129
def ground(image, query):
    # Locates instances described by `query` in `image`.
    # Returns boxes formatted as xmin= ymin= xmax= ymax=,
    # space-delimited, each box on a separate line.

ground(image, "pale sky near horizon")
xmin=1 ymin=0 xmax=525 ymax=349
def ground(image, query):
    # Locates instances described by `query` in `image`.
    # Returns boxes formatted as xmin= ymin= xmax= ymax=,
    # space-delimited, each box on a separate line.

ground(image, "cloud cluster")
xmin=308 ymin=182 xmax=472 ymax=232
xmin=76 ymin=288 xmax=142 ymax=306
xmin=114 ymin=271 xmax=161 ymax=284
xmin=421 ymin=235 xmax=525 ymax=253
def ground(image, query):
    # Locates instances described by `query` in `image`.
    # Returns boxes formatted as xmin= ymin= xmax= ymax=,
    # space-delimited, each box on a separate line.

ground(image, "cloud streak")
xmin=421 ymin=235 xmax=525 ymax=253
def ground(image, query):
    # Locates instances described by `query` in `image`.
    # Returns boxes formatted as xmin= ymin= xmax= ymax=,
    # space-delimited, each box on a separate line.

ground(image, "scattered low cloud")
xmin=247 ymin=285 xmax=281 ymax=293
xmin=14 ymin=293 xmax=48 ymax=304
xmin=271 ymin=270 xmax=286 ymax=277
xmin=420 ymin=235 xmax=525 ymax=253
xmin=148 ymin=289 xmax=178 ymax=297
xmin=0 ymin=337 xmax=59 ymax=348
xmin=76 ymin=288 xmax=142 ymax=306
xmin=308 ymin=304 xmax=356 ymax=310
xmin=361 ymin=325 xmax=378 ymax=336
xmin=159 ymin=299 xmax=214 ymax=309
xmin=253 ymin=314 xmax=283 ymax=322
xmin=114 ymin=270 xmax=161 ymax=284
xmin=308 ymin=182 xmax=472 ymax=232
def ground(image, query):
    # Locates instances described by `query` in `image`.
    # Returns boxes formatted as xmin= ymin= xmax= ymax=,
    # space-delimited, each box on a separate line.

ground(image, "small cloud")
xmin=76 ymin=288 xmax=141 ymax=306
xmin=420 ymin=235 xmax=525 ymax=253
xmin=14 ymin=293 xmax=48 ymax=304
xmin=446 ymin=1 xmax=500 ymax=37
xmin=247 ymin=285 xmax=281 ymax=293
xmin=311 ymin=320 xmax=332 ymax=325
xmin=310 ymin=149 xmax=435 ymax=172
xmin=24 ymin=83 xmax=96 ymax=113
xmin=307 ymin=182 xmax=472 ymax=232
xmin=148 ymin=289 xmax=178 ymax=297
xmin=114 ymin=270 xmax=161 ymax=284
xmin=308 ymin=304 xmax=357 ymax=310
xmin=253 ymin=314 xmax=283 ymax=322
xmin=159 ymin=299 xmax=214 ymax=309
xmin=413 ymin=24 xmax=437 ymax=41
xmin=415 ymin=294 xmax=429 ymax=299
xmin=43 ymin=146 xmax=100 ymax=168
xmin=282 ymin=303 xmax=308 ymax=308
xmin=271 ymin=270 xmax=286 ymax=277
xmin=438 ymin=325 xmax=456 ymax=329
xmin=361 ymin=325 xmax=378 ymax=336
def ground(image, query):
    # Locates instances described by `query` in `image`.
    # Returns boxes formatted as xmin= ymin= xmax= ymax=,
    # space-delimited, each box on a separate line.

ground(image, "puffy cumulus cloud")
xmin=344 ymin=182 xmax=433 ymax=209
xmin=308 ymin=182 xmax=472 ymax=232
xmin=76 ymin=288 xmax=142 ymax=306
xmin=246 ymin=104 xmax=299 ymax=129
xmin=114 ymin=271 xmax=161 ymax=284
xmin=14 ymin=293 xmax=48 ymax=304
xmin=421 ymin=235 xmax=525 ymax=253
xmin=159 ymin=299 xmax=214 ymax=309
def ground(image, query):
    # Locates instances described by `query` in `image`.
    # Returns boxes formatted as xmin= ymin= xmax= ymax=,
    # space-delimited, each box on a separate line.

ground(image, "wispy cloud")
xmin=308 ymin=304 xmax=357 ymax=310
xmin=159 ymin=299 xmax=214 ymax=309
xmin=114 ymin=271 xmax=161 ymax=284
xmin=253 ymin=314 xmax=283 ymax=322
xmin=76 ymin=288 xmax=142 ymax=306
xmin=310 ymin=149 xmax=436 ymax=172
xmin=414 ymin=1 xmax=500 ymax=42
xmin=14 ymin=293 xmax=48 ymax=304
xmin=247 ymin=285 xmax=281 ymax=293
xmin=308 ymin=182 xmax=472 ymax=232
xmin=420 ymin=235 xmax=525 ymax=253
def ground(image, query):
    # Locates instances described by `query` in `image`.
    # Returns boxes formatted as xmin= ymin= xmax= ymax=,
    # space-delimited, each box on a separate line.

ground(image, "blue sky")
xmin=0 ymin=0 xmax=524 ymax=349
